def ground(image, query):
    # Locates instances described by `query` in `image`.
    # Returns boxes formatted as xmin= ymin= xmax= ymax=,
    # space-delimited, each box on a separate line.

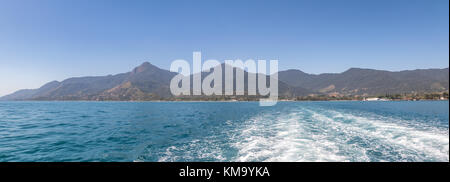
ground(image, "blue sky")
xmin=0 ymin=0 xmax=448 ymax=96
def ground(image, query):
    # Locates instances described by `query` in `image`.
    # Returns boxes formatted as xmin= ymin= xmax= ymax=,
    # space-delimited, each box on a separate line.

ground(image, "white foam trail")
xmin=322 ymin=110 xmax=449 ymax=161
xmin=233 ymin=110 xmax=351 ymax=162
xmin=233 ymin=107 xmax=449 ymax=162
xmin=158 ymin=139 xmax=227 ymax=162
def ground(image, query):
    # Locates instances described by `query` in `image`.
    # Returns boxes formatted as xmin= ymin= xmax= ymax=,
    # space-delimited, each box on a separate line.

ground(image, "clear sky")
xmin=0 ymin=0 xmax=448 ymax=96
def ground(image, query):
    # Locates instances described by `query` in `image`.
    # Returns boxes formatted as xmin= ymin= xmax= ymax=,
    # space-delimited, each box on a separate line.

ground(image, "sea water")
xmin=0 ymin=101 xmax=448 ymax=162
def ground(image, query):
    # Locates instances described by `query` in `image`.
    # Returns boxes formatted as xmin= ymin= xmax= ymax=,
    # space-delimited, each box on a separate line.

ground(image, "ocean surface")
xmin=0 ymin=101 xmax=448 ymax=162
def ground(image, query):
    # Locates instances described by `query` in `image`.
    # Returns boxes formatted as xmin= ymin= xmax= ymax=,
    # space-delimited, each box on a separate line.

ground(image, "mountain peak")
xmin=343 ymin=68 xmax=372 ymax=74
xmin=132 ymin=62 xmax=158 ymax=74
xmin=346 ymin=67 xmax=363 ymax=71
xmin=284 ymin=69 xmax=308 ymax=74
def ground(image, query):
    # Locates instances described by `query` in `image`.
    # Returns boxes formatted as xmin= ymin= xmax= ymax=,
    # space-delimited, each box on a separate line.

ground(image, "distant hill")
xmin=185 ymin=63 xmax=314 ymax=98
xmin=278 ymin=68 xmax=449 ymax=96
xmin=1 ymin=62 xmax=177 ymax=101
xmin=1 ymin=62 xmax=448 ymax=101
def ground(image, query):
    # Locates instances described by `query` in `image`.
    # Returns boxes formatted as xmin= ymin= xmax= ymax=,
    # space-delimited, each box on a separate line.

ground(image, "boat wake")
xmin=232 ymin=107 xmax=449 ymax=162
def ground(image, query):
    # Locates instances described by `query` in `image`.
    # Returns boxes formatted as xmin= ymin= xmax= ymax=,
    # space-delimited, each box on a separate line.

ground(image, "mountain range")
xmin=1 ymin=62 xmax=448 ymax=101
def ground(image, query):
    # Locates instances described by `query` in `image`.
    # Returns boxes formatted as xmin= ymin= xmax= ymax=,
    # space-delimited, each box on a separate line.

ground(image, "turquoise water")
xmin=0 ymin=101 xmax=448 ymax=162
